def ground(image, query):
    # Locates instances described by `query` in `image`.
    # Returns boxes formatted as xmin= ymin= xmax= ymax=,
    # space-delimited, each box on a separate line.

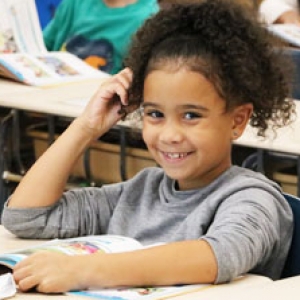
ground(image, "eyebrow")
xmin=142 ymin=102 xmax=210 ymax=112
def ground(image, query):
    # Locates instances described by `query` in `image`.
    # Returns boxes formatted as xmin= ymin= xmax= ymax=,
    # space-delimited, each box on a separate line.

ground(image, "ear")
xmin=231 ymin=103 xmax=253 ymax=140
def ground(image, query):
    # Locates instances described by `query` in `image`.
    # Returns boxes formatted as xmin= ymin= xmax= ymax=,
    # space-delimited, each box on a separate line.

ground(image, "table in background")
xmin=0 ymin=79 xmax=300 ymax=211
xmin=235 ymin=101 xmax=300 ymax=196
xmin=0 ymin=79 xmax=147 ymax=213
xmin=0 ymin=79 xmax=102 ymax=213
xmin=0 ymin=79 xmax=100 ymax=118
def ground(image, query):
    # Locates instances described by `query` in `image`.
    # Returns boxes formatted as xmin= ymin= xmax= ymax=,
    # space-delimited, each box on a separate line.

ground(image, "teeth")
xmin=166 ymin=153 xmax=187 ymax=159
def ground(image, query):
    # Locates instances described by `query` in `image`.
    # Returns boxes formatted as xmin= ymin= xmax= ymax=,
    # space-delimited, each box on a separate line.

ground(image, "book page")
xmin=0 ymin=235 xmax=143 ymax=269
xmin=3 ymin=0 xmax=47 ymax=53
xmin=0 ymin=2 xmax=18 ymax=53
xmin=35 ymin=52 xmax=109 ymax=78
xmin=70 ymin=284 xmax=208 ymax=300
xmin=0 ymin=52 xmax=109 ymax=86
xmin=0 ymin=273 xmax=17 ymax=299
xmin=267 ymin=24 xmax=300 ymax=47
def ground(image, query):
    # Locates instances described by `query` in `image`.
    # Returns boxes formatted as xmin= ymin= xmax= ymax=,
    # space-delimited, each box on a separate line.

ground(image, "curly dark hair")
xmin=124 ymin=0 xmax=295 ymax=137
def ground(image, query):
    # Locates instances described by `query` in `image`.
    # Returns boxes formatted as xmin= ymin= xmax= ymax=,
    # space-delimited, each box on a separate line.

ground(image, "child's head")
xmin=125 ymin=0 xmax=295 ymax=137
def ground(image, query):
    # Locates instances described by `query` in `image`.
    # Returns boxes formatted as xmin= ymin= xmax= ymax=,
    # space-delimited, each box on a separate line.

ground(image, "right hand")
xmin=14 ymin=251 xmax=88 ymax=293
xmin=77 ymin=67 xmax=133 ymax=140
xmin=276 ymin=10 xmax=300 ymax=26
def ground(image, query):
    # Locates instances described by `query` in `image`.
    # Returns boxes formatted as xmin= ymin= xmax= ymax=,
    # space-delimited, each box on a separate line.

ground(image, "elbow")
xmin=1 ymin=202 xmax=46 ymax=238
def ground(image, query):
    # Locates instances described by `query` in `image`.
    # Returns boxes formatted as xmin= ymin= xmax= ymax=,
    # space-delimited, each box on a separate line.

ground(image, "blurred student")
xmin=43 ymin=0 xmax=159 ymax=74
xmin=259 ymin=0 xmax=300 ymax=25
xmin=260 ymin=0 xmax=300 ymax=99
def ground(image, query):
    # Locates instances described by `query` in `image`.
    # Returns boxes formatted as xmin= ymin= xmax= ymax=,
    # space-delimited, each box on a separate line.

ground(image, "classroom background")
xmin=1 ymin=1 xmax=300 ymax=298
xmin=0 ymin=0 xmax=299 ymax=213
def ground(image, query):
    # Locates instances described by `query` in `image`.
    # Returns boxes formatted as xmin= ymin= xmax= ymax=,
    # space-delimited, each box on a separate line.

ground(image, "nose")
xmin=159 ymin=120 xmax=184 ymax=144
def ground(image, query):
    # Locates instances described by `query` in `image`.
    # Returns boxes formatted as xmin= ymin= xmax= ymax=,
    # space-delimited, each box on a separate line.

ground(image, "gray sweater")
xmin=2 ymin=166 xmax=293 ymax=283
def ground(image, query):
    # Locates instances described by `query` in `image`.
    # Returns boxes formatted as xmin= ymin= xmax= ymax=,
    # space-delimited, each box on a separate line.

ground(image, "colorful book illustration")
xmin=0 ymin=0 xmax=109 ymax=86
xmin=0 ymin=235 xmax=207 ymax=300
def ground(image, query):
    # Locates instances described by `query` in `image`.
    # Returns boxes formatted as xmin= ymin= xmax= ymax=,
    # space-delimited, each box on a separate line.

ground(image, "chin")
xmin=165 ymin=171 xmax=188 ymax=181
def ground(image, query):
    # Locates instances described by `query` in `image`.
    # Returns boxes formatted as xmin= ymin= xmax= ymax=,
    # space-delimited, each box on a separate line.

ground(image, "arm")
xmin=13 ymin=240 xmax=217 ymax=293
xmin=8 ymin=68 xmax=132 ymax=208
xmin=275 ymin=10 xmax=300 ymax=25
xmin=11 ymin=186 xmax=287 ymax=293
xmin=259 ymin=0 xmax=299 ymax=24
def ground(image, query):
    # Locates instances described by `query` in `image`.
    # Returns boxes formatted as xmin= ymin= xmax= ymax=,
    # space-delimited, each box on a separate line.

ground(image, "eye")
xmin=144 ymin=109 xmax=164 ymax=119
xmin=184 ymin=112 xmax=201 ymax=120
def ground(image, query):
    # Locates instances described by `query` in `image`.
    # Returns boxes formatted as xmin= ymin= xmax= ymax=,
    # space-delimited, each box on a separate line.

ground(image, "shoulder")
xmin=130 ymin=0 xmax=159 ymax=14
xmin=222 ymin=165 xmax=281 ymax=190
xmin=45 ymin=0 xmax=81 ymax=21
xmin=55 ymin=0 xmax=79 ymax=10
xmin=213 ymin=165 xmax=286 ymax=207
xmin=215 ymin=166 xmax=291 ymax=217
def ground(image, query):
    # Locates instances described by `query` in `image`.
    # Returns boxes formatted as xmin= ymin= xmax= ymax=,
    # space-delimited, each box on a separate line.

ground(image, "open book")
xmin=267 ymin=24 xmax=300 ymax=48
xmin=0 ymin=0 xmax=109 ymax=87
xmin=0 ymin=235 xmax=208 ymax=300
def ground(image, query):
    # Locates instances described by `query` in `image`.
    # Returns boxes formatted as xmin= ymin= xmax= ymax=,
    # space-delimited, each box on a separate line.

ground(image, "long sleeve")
xmin=1 ymin=187 xmax=118 ymax=239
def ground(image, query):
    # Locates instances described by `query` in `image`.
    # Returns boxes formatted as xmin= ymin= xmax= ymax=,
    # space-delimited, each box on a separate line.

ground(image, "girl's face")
xmin=142 ymin=68 xmax=252 ymax=190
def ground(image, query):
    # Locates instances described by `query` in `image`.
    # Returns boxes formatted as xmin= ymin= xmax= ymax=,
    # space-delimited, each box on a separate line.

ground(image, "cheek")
xmin=142 ymin=125 xmax=151 ymax=145
xmin=142 ymin=124 xmax=157 ymax=146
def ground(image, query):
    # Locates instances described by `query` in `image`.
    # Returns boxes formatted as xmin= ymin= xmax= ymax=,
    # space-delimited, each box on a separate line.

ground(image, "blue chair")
xmin=282 ymin=47 xmax=300 ymax=100
xmin=35 ymin=0 xmax=62 ymax=29
xmin=281 ymin=193 xmax=300 ymax=278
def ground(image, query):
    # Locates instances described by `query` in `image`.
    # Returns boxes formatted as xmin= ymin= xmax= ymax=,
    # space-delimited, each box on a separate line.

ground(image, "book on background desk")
xmin=0 ymin=52 xmax=109 ymax=87
xmin=267 ymin=24 xmax=300 ymax=47
xmin=0 ymin=234 xmax=208 ymax=300
xmin=0 ymin=0 xmax=109 ymax=86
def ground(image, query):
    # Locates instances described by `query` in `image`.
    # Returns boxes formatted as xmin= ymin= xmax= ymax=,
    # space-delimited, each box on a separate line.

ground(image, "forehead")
xmin=143 ymin=68 xmax=225 ymax=108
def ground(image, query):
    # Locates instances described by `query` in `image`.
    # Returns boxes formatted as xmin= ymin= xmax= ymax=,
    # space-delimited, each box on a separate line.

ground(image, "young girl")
xmin=2 ymin=0 xmax=295 ymax=294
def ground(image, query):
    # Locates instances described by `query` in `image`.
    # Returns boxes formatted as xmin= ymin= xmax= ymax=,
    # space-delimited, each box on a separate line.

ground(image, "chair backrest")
xmin=281 ymin=193 xmax=300 ymax=278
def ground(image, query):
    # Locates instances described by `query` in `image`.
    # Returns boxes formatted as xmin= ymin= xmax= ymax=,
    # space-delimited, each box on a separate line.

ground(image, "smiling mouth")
xmin=163 ymin=152 xmax=190 ymax=159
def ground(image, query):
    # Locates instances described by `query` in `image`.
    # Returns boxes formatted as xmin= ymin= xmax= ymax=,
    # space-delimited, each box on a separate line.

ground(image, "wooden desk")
xmin=174 ymin=276 xmax=300 ymax=300
xmin=235 ymin=101 xmax=300 ymax=196
xmin=0 ymin=79 xmax=104 ymax=213
xmin=236 ymin=101 xmax=300 ymax=155
xmin=184 ymin=275 xmax=300 ymax=300
xmin=0 ymin=79 xmax=100 ymax=118
xmin=0 ymin=225 xmax=277 ymax=300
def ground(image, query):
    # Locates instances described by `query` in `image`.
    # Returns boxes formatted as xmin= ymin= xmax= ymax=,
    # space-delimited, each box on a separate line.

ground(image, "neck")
xmin=103 ymin=0 xmax=137 ymax=7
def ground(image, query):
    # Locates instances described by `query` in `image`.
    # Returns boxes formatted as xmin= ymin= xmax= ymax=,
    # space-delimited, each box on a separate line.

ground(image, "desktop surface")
xmin=0 ymin=225 xmax=297 ymax=300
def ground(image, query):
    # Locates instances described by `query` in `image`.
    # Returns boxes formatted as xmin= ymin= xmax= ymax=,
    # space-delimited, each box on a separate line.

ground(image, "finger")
xmin=97 ymin=80 xmax=128 ymax=107
xmin=113 ymin=83 xmax=128 ymax=106
xmin=117 ymin=68 xmax=133 ymax=89
xmin=14 ymin=252 xmax=44 ymax=270
xmin=108 ymin=75 xmax=131 ymax=105
xmin=101 ymin=68 xmax=132 ymax=91
xmin=15 ymin=273 xmax=38 ymax=292
xmin=14 ymin=258 xmax=32 ymax=273
xmin=13 ymin=264 xmax=31 ymax=283
xmin=36 ymin=280 xmax=59 ymax=294
xmin=111 ymin=71 xmax=133 ymax=105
